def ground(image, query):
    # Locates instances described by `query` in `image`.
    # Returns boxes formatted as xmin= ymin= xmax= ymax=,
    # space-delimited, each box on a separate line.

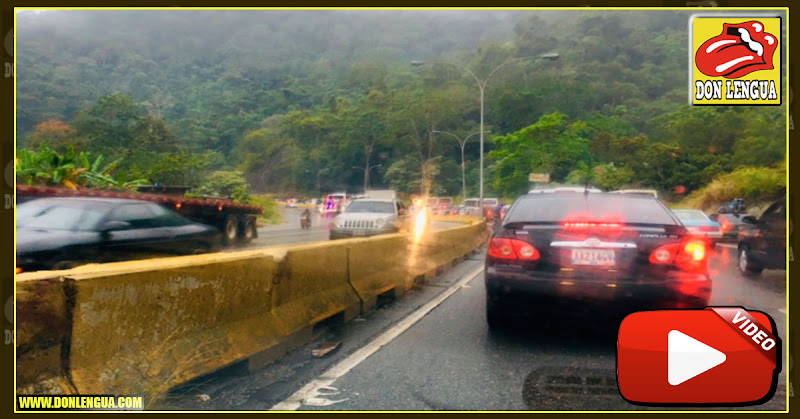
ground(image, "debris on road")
xmin=312 ymin=341 xmax=342 ymax=358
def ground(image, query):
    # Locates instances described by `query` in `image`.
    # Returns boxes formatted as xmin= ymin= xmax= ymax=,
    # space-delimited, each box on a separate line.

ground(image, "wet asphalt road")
xmin=163 ymin=243 xmax=788 ymax=411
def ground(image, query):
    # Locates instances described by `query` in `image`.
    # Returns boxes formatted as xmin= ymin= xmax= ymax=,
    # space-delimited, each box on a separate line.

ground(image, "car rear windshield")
xmin=345 ymin=201 xmax=395 ymax=214
xmin=505 ymin=195 xmax=677 ymax=225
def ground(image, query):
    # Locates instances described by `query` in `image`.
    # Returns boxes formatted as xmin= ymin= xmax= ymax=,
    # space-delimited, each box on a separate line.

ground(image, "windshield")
xmin=17 ymin=201 xmax=108 ymax=231
xmin=345 ymin=201 xmax=395 ymax=214
xmin=506 ymin=195 xmax=677 ymax=225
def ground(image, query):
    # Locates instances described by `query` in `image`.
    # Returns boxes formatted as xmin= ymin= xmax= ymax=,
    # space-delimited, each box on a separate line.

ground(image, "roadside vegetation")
xmin=16 ymin=10 xmax=785 ymax=210
xmin=678 ymin=164 xmax=786 ymax=212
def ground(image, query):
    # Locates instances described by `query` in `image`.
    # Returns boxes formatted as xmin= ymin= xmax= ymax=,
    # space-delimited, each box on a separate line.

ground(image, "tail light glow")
xmin=649 ymin=239 xmax=707 ymax=271
xmin=683 ymin=241 xmax=705 ymax=261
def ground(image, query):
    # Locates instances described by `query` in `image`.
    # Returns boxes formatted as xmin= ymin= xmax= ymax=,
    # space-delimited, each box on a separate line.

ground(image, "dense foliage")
xmin=16 ymin=145 xmax=147 ymax=190
xmin=16 ymin=10 xmax=786 ymax=205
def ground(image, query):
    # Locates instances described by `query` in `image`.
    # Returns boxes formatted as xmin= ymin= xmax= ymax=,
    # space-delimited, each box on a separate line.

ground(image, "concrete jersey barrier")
xmin=16 ymin=220 xmax=487 ymax=402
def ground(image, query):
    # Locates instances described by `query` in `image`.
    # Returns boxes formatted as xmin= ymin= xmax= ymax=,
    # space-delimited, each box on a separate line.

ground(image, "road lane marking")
xmin=270 ymin=264 xmax=485 ymax=411
xmin=717 ymin=243 xmax=737 ymax=249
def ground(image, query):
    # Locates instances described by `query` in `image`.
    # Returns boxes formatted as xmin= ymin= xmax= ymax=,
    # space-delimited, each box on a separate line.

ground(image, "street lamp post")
xmin=412 ymin=52 xmax=558 ymax=210
xmin=352 ymin=164 xmax=383 ymax=194
xmin=432 ymin=130 xmax=487 ymax=200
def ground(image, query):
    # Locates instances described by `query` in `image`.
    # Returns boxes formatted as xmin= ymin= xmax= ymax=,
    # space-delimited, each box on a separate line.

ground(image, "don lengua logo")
xmin=691 ymin=16 xmax=782 ymax=105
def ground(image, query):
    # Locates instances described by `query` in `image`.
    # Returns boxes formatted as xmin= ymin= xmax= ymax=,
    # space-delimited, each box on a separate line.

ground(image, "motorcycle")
xmin=718 ymin=198 xmax=746 ymax=215
xmin=300 ymin=212 xmax=311 ymax=229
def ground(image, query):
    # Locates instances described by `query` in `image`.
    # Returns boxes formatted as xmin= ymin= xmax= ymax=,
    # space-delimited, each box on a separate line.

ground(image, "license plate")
xmin=571 ymin=249 xmax=616 ymax=266
xmin=353 ymin=230 xmax=367 ymax=236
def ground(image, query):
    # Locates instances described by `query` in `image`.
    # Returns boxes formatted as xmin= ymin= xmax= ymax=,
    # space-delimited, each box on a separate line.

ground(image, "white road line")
xmin=270 ymin=264 xmax=485 ymax=411
xmin=778 ymin=308 xmax=787 ymax=314
xmin=717 ymin=243 xmax=737 ymax=249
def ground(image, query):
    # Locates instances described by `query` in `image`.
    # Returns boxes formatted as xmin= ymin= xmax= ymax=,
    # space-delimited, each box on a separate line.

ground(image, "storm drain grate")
xmin=523 ymin=367 xmax=624 ymax=409
xmin=543 ymin=374 xmax=618 ymax=396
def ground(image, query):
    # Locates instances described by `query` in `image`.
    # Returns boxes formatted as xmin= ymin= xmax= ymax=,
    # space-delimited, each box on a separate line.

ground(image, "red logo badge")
xmin=617 ymin=307 xmax=780 ymax=405
xmin=695 ymin=21 xmax=778 ymax=78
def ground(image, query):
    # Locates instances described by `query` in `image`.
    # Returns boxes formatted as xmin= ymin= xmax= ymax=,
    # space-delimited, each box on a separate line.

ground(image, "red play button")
xmin=617 ymin=307 xmax=780 ymax=405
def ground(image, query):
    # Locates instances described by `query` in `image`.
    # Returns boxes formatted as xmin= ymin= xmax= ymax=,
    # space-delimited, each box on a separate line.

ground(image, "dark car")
xmin=485 ymin=193 xmax=711 ymax=329
xmin=737 ymin=198 xmax=787 ymax=277
xmin=16 ymin=197 xmax=222 ymax=272
xmin=709 ymin=212 xmax=747 ymax=241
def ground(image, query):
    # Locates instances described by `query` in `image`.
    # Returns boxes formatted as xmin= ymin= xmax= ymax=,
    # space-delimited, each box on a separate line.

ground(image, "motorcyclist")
xmin=301 ymin=208 xmax=311 ymax=228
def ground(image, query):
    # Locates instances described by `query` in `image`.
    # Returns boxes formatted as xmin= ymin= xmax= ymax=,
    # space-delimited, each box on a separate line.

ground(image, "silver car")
xmin=329 ymin=199 xmax=409 ymax=240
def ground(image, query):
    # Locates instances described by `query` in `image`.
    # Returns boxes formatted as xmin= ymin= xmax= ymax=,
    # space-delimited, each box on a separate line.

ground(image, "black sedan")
xmin=16 ymin=197 xmax=222 ymax=272
xmin=737 ymin=198 xmax=787 ymax=277
xmin=485 ymin=193 xmax=712 ymax=329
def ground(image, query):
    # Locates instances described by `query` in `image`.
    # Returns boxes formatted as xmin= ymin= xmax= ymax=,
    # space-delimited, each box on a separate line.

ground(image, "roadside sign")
xmin=529 ymin=173 xmax=550 ymax=183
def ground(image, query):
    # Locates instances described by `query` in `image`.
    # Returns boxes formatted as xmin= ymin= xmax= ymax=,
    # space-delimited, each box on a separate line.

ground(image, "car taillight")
xmin=649 ymin=243 xmax=679 ymax=264
xmin=720 ymin=223 xmax=731 ymax=231
xmin=488 ymin=238 xmax=540 ymax=261
xmin=649 ymin=239 xmax=707 ymax=271
xmin=682 ymin=241 xmax=706 ymax=261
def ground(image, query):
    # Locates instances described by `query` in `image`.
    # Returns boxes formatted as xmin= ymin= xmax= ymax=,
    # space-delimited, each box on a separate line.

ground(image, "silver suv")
xmin=330 ymin=199 xmax=409 ymax=240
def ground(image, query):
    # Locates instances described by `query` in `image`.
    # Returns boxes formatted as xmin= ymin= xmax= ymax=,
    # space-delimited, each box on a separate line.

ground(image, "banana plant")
xmin=16 ymin=145 xmax=148 ymax=190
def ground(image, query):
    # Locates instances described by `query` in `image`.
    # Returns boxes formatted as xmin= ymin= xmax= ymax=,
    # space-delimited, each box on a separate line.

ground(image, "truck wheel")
xmin=223 ymin=216 xmax=239 ymax=245
xmin=240 ymin=218 xmax=257 ymax=243
xmin=52 ymin=260 xmax=78 ymax=270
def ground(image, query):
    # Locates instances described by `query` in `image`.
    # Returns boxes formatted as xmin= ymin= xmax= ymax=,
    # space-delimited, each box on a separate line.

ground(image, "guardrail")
xmin=16 ymin=221 xmax=488 ymax=402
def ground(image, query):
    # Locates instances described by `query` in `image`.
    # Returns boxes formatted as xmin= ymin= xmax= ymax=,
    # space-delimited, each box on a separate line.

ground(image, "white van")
xmin=461 ymin=198 xmax=499 ymax=215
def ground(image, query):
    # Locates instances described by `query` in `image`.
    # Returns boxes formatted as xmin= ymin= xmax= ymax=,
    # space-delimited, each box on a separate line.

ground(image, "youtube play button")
xmin=667 ymin=330 xmax=726 ymax=386
xmin=618 ymin=308 xmax=780 ymax=405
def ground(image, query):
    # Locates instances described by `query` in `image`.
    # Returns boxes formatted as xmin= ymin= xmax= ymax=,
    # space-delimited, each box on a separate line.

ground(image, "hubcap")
xmin=739 ymin=249 xmax=748 ymax=272
xmin=226 ymin=222 xmax=237 ymax=240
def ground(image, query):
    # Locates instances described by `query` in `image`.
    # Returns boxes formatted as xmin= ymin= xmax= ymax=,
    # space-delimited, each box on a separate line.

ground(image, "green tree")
xmin=490 ymin=112 xmax=590 ymax=196
xmin=73 ymin=93 xmax=144 ymax=154
xmin=194 ymin=170 xmax=251 ymax=203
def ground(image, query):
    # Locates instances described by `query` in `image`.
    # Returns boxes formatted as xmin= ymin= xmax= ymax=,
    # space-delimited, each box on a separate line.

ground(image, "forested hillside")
xmin=15 ymin=9 xmax=786 ymax=205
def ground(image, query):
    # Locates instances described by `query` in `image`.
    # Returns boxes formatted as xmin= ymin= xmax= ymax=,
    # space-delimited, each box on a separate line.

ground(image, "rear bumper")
xmin=486 ymin=267 xmax=712 ymax=308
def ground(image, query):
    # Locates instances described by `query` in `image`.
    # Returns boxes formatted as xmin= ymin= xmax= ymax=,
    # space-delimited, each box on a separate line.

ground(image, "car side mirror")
xmin=100 ymin=220 xmax=131 ymax=233
xmin=741 ymin=215 xmax=758 ymax=225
